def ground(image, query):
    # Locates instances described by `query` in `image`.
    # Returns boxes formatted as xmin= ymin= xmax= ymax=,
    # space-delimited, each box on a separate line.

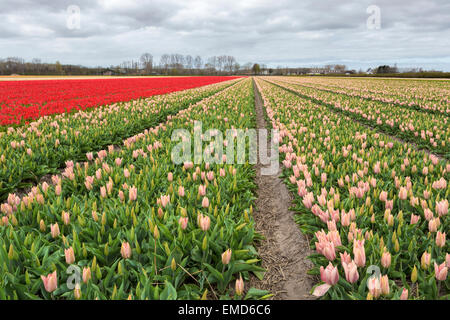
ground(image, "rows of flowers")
xmin=0 ymin=77 xmax=241 ymax=126
xmin=0 ymin=79 xmax=240 ymax=201
xmin=0 ymin=78 xmax=267 ymax=300
xmin=284 ymin=77 xmax=449 ymax=115
xmin=265 ymin=78 xmax=449 ymax=158
xmin=255 ymin=78 xmax=449 ymax=300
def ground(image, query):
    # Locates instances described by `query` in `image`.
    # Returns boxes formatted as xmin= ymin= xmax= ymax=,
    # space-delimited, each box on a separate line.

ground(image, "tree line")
xmin=0 ymin=54 xmax=261 ymax=76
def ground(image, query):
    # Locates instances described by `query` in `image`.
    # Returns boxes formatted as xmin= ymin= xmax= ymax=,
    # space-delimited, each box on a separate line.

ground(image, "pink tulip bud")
xmin=41 ymin=270 xmax=58 ymax=293
xmin=55 ymin=184 xmax=62 ymax=196
xmin=100 ymin=186 xmax=107 ymax=198
xmin=400 ymin=288 xmax=408 ymax=300
xmin=178 ymin=186 xmax=185 ymax=197
xmin=167 ymin=172 xmax=173 ymax=182
xmin=380 ymin=275 xmax=390 ymax=295
xmin=83 ymin=267 xmax=91 ymax=283
xmin=51 ymin=223 xmax=60 ymax=238
xmin=436 ymin=231 xmax=446 ymax=248
xmin=381 ymin=251 xmax=391 ymax=268
xmin=235 ymin=275 xmax=244 ymax=296
xmin=121 ymin=242 xmax=132 ymax=259
xmin=421 ymin=252 xmax=431 ymax=270
xmin=353 ymin=240 xmax=366 ymax=267
xmin=74 ymin=283 xmax=82 ymax=300
xmin=222 ymin=249 xmax=232 ymax=265
xmin=61 ymin=211 xmax=70 ymax=225
xmin=379 ymin=191 xmax=388 ymax=202
xmin=202 ymin=196 xmax=210 ymax=208
xmin=86 ymin=152 xmax=94 ymax=161
xmin=65 ymin=247 xmax=75 ymax=264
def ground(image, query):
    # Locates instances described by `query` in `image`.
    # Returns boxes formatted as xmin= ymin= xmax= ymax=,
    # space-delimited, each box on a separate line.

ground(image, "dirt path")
xmin=250 ymin=78 xmax=314 ymax=300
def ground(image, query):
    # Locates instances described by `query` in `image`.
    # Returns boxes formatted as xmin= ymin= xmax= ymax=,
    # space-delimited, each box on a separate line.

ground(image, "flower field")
xmin=255 ymin=77 xmax=449 ymax=300
xmin=0 ymin=75 xmax=448 ymax=300
xmin=0 ymin=79 xmax=239 ymax=201
xmin=0 ymin=76 xmax=240 ymax=126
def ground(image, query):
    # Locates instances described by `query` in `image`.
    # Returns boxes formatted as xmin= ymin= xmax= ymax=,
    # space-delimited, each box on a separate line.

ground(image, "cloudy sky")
xmin=1 ymin=0 xmax=449 ymax=71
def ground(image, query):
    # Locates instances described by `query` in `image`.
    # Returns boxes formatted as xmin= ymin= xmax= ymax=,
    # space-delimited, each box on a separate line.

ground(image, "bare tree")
xmin=184 ymin=55 xmax=193 ymax=70
xmin=194 ymin=56 xmax=203 ymax=69
xmin=159 ymin=54 xmax=170 ymax=74
xmin=140 ymin=53 xmax=153 ymax=75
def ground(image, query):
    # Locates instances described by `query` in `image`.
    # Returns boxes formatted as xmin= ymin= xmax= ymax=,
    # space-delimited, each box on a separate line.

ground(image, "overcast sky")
xmin=1 ymin=0 xmax=449 ymax=71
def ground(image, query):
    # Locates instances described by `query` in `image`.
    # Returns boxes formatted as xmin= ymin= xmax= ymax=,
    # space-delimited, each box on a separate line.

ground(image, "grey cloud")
xmin=0 ymin=0 xmax=449 ymax=70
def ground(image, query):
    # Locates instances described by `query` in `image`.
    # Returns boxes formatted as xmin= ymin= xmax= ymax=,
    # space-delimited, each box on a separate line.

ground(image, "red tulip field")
xmin=0 ymin=76 xmax=448 ymax=300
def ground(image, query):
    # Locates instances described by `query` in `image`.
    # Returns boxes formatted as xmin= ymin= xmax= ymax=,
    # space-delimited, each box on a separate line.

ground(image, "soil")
xmin=249 ymin=78 xmax=315 ymax=300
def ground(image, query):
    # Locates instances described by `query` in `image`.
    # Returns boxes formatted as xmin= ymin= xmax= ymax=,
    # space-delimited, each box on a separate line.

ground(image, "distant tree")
xmin=55 ymin=61 xmax=63 ymax=75
xmin=140 ymin=53 xmax=153 ymax=75
xmin=252 ymin=63 xmax=261 ymax=75
xmin=194 ymin=56 xmax=203 ymax=69
xmin=184 ymin=55 xmax=193 ymax=70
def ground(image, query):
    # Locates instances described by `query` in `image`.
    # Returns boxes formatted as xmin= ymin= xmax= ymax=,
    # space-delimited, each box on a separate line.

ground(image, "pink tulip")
xmin=129 ymin=186 xmax=137 ymax=201
xmin=199 ymin=215 xmax=211 ymax=231
xmin=83 ymin=267 xmax=91 ymax=283
xmin=434 ymin=262 xmax=448 ymax=281
xmin=51 ymin=223 xmax=60 ymax=238
xmin=100 ymin=186 xmax=107 ymax=198
xmin=65 ymin=247 xmax=75 ymax=264
xmin=381 ymin=251 xmax=391 ymax=268
xmin=160 ymin=195 xmax=170 ymax=208
xmin=41 ymin=271 xmax=58 ymax=293
xmin=222 ymin=249 xmax=232 ymax=265
xmin=379 ymin=191 xmax=388 ymax=202
xmin=302 ymin=192 xmax=314 ymax=209
xmin=178 ymin=186 xmax=185 ymax=197
xmin=62 ymin=211 xmax=70 ymax=225
xmin=367 ymin=276 xmax=381 ymax=298
xmin=121 ymin=242 xmax=132 ymax=259
xmin=398 ymin=187 xmax=408 ymax=200
xmin=353 ymin=240 xmax=366 ymax=267
xmin=400 ymin=288 xmax=408 ymax=300
xmin=410 ymin=214 xmax=420 ymax=225
xmin=198 ymin=185 xmax=207 ymax=197
xmin=183 ymin=162 xmax=194 ymax=170
xmin=380 ymin=275 xmax=390 ymax=295
xmin=342 ymin=260 xmax=359 ymax=284
xmin=86 ymin=152 xmax=94 ymax=161
xmin=178 ymin=217 xmax=188 ymax=230
xmin=235 ymin=275 xmax=244 ymax=296
xmin=201 ymin=196 xmax=210 ymax=208
xmin=322 ymin=241 xmax=336 ymax=261
xmin=421 ymin=252 xmax=431 ymax=270
xmin=436 ymin=200 xmax=448 ymax=217
xmin=428 ymin=218 xmax=439 ymax=232
xmin=313 ymin=263 xmax=339 ymax=297
xmin=435 ymin=231 xmax=446 ymax=248
xmin=167 ymin=172 xmax=173 ymax=182
xmin=340 ymin=252 xmax=352 ymax=266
